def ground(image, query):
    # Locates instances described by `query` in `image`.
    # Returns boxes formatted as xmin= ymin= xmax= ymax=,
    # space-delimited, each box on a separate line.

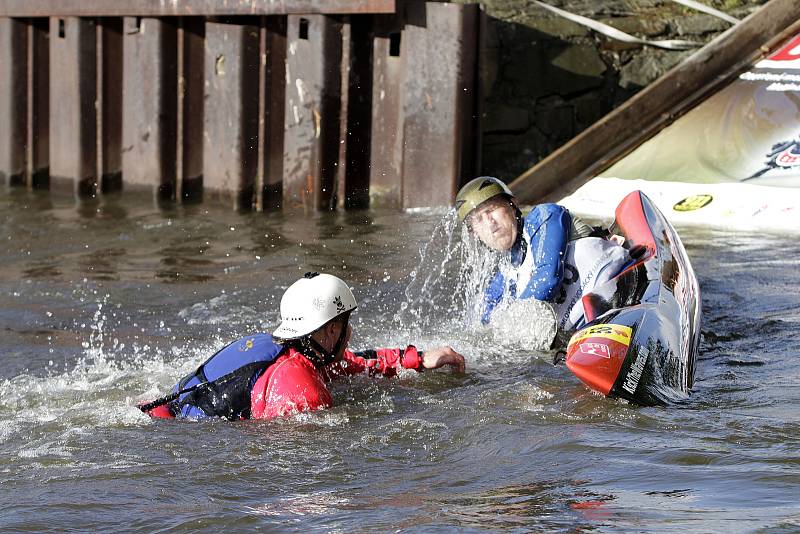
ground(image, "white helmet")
xmin=272 ymin=273 xmax=357 ymax=340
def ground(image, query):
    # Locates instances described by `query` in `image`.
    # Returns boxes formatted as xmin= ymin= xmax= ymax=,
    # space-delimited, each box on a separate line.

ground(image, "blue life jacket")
xmin=169 ymin=333 xmax=284 ymax=420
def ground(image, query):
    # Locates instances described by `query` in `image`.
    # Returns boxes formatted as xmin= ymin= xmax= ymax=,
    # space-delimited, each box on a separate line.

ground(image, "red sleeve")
xmin=324 ymin=346 xmax=423 ymax=379
xmin=250 ymin=351 xmax=333 ymax=419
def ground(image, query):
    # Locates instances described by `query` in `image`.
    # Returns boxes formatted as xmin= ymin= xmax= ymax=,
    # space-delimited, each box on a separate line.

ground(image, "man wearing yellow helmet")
xmin=455 ymin=176 xmax=630 ymax=337
xmin=141 ymin=272 xmax=465 ymax=420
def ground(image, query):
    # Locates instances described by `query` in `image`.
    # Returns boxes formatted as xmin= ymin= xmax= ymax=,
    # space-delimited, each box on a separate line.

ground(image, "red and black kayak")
xmin=565 ymin=191 xmax=701 ymax=405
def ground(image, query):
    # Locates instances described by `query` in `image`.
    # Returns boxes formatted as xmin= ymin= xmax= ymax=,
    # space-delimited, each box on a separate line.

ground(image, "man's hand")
xmin=421 ymin=346 xmax=465 ymax=373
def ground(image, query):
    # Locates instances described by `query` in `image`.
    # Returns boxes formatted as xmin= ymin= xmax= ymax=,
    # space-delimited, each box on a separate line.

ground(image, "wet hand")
xmin=421 ymin=346 xmax=465 ymax=373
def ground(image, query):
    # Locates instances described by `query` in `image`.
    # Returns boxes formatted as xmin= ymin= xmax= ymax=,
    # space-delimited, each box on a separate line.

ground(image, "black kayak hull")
xmin=565 ymin=191 xmax=701 ymax=405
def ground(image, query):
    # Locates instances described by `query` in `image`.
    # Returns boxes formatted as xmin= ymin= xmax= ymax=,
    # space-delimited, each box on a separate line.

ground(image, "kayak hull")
xmin=565 ymin=191 xmax=701 ymax=405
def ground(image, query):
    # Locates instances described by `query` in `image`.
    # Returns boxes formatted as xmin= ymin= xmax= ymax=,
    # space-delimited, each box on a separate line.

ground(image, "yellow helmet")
xmin=455 ymin=176 xmax=514 ymax=222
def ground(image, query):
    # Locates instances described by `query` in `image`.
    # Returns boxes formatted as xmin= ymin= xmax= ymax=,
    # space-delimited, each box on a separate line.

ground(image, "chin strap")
xmin=298 ymin=312 xmax=351 ymax=368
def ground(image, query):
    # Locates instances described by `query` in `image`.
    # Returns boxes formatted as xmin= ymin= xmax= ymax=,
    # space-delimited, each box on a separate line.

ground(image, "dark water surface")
xmin=1 ymin=189 xmax=798 ymax=532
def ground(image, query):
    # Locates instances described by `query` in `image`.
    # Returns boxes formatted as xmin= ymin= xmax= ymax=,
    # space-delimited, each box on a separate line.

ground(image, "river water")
xmin=1 ymin=188 xmax=798 ymax=532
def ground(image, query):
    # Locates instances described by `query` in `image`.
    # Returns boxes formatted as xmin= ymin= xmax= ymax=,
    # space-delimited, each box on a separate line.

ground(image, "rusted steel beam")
xmin=26 ymin=18 xmax=50 ymax=189
xmin=178 ymin=17 xmax=205 ymax=202
xmin=339 ymin=15 xmax=372 ymax=209
xmin=97 ymin=18 xmax=123 ymax=193
xmin=283 ymin=15 xmax=343 ymax=210
xmin=49 ymin=16 xmax=97 ymax=196
xmin=509 ymin=0 xmax=800 ymax=204
xmin=203 ymin=18 xmax=261 ymax=209
xmin=400 ymin=2 xmax=481 ymax=208
xmin=122 ymin=17 xmax=178 ymax=198
xmin=256 ymin=16 xmax=286 ymax=211
xmin=368 ymin=14 xmax=404 ymax=207
xmin=0 ymin=18 xmax=28 ymax=186
xmin=0 ymin=0 xmax=396 ymax=17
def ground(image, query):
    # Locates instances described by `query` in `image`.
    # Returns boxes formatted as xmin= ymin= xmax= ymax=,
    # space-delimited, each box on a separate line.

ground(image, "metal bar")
xmin=49 ymin=16 xmax=97 ymax=196
xmin=0 ymin=0 xmax=396 ymax=17
xmin=0 ymin=18 xmax=27 ymax=186
xmin=509 ymin=0 xmax=800 ymax=204
xmin=283 ymin=14 xmax=342 ymax=210
xmin=203 ymin=18 xmax=260 ymax=209
xmin=121 ymin=17 xmax=177 ymax=197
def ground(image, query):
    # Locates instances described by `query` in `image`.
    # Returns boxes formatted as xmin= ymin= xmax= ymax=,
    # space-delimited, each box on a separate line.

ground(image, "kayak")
xmin=564 ymin=190 xmax=701 ymax=405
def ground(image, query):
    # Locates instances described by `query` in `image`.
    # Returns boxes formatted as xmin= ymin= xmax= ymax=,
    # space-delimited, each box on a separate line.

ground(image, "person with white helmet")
xmin=140 ymin=272 xmax=465 ymax=420
xmin=455 ymin=176 xmax=630 ymax=339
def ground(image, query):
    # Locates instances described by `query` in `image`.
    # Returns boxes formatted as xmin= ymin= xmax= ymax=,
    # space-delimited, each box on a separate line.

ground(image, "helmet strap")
xmin=297 ymin=312 xmax=351 ymax=368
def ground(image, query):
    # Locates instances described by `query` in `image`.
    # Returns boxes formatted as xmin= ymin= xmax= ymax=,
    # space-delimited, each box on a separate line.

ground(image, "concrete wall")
xmin=460 ymin=0 xmax=768 ymax=180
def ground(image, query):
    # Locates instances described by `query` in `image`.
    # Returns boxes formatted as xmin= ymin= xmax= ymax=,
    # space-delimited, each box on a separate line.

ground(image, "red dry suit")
xmin=147 ymin=345 xmax=424 ymax=420
xmin=250 ymin=346 xmax=423 ymax=419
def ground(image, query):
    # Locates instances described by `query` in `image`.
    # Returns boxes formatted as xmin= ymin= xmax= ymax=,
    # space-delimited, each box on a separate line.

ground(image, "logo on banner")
xmin=755 ymin=34 xmax=800 ymax=70
xmin=740 ymin=34 xmax=800 ymax=91
xmin=673 ymin=194 xmax=713 ymax=212
xmin=745 ymin=135 xmax=800 ymax=181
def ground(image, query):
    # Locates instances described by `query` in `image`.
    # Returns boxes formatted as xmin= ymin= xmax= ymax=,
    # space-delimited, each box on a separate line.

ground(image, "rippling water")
xmin=1 ymin=188 xmax=798 ymax=532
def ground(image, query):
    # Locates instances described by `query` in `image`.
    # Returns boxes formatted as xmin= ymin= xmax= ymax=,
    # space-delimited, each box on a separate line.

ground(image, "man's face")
xmin=467 ymin=197 xmax=518 ymax=252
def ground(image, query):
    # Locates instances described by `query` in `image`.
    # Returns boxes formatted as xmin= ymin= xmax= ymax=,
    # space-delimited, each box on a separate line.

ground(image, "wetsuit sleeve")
xmin=325 ymin=346 xmax=424 ymax=378
xmin=519 ymin=204 xmax=571 ymax=302
xmin=482 ymin=271 xmax=506 ymax=324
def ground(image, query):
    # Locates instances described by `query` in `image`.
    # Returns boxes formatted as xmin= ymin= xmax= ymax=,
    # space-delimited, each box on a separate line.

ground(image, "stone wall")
xmin=459 ymin=0 xmax=769 ymax=180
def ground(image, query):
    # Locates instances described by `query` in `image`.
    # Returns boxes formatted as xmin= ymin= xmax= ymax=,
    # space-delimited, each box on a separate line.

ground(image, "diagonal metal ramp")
xmin=509 ymin=0 xmax=800 ymax=204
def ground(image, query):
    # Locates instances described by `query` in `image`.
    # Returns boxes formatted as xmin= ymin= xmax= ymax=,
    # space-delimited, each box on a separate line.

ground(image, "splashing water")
xmin=396 ymin=209 xmax=557 ymax=353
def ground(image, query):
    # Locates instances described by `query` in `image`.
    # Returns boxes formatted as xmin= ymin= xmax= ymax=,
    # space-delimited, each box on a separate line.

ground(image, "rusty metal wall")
xmin=98 ymin=17 xmax=123 ymax=192
xmin=259 ymin=16 xmax=286 ymax=211
xmin=283 ymin=15 xmax=343 ymax=210
xmin=122 ymin=17 xmax=178 ymax=197
xmin=28 ymin=18 xmax=50 ymax=189
xmin=339 ymin=15 xmax=373 ymax=209
xmin=0 ymin=1 xmax=397 ymax=17
xmin=178 ymin=17 xmax=205 ymax=201
xmin=0 ymin=18 xmax=49 ymax=188
xmin=203 ymin=18 xmax=261 ymax=209
xmin=1 ymin=3 xmax=483 ymax=210
xmin=399 ymin=2 xmax=481 ymax=209
xmin=368 ymin=3 xmax=482 ymax=209
xmin=0 ymin=18 xmax=27 ymax=186
xmin=369 ymin=14 xmax=404 ymax=207
xmin=49 ymin=16 xmax=97 ymax=195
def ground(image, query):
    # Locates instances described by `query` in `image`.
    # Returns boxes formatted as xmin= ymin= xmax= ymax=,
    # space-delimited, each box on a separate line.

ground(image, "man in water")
xmin=455 ymin=176 xmax=630 ymax=341
xmin=141 ymin=272 xmax=465 ymax=420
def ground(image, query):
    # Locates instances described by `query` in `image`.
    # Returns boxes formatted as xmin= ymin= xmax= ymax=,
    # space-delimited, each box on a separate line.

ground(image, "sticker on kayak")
xmin=673 ymin=194 xmax=712 ymax=212
xmin=579 ymin=342 xmax=611 ymax=358
xmin=569 ymin=324 xmax=632 ymax=347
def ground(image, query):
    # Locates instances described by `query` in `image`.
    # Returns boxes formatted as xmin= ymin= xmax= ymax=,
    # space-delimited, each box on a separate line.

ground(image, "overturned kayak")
xmin=564 ymin=191 xmax=701 ymax=405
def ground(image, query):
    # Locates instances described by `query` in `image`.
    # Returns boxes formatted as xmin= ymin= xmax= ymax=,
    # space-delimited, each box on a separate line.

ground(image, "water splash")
xmin=396 ymin=210 xmax=498 ymax=333
xmin=397 ymin=209 xmax=557 ymax=354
